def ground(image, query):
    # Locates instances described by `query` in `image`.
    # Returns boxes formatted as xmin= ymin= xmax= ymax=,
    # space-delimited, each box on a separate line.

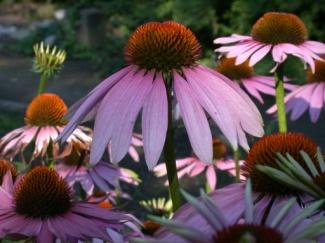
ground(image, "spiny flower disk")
xmin=216 ymin=57 xmax=253 ymax=81
xmin=251 ymin=12 xmax=308 ymax=45
xmin=215 ymin=224 xmax=283 ymax=243
xmin=125 ymin=21 xmax=201 ymax=72
xmin=24 ymin=93 xmax=68 ymax=126
xmin=244 ymin=132 xmax=318 ymax=195
xmin=307 ymin=59 xmax=325 ymax=83
xmin=0 ymin=159 xmax=17 ymax=184
xmin=212 ymin=139 xmax=227 ymax=160
xmin=14 ymin=166 xmax=71 ymax=218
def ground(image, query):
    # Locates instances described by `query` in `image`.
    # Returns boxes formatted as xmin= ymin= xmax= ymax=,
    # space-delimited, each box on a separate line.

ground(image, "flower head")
xmin=33 ymin=42 xmax=66 ymax=78
xmin=59 ymin=20 xmax=263 ymax=170
xmin=133 ymin=181 xmax=325 ymax=242
xmin=0 ymin=166 xmax=134 ymax=241
xmin=125 ymin=21 xmax=201 ymax=72
xmin=0 ymin=93 xmax=92 ymax=162
xmin=243 ymin=132 xmax=318 ymax=196
xmin=214 ymin=12 xmax=325 ymax=72
xmin=251 ymin=12 xmax=308 ymax=45
xmin=267 ymin=58 xmax=325 ymax=122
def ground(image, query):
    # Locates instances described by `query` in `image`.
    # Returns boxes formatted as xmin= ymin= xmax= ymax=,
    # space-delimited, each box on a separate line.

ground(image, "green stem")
xmin=234 ymin=149 xmax=240 ymax=183
xmin=163 ymin=81 xmax=181 ymax=212
xmin=275 ymin=64 xmax=287 ymax=133
xmin=38 ymin=72 xmax=48 ymax=94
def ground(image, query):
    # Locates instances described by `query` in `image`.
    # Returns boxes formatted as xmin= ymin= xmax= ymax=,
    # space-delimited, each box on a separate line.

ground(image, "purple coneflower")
xmin=56 ymin=141 xmax=140 ymax=196
xmin=216 ymin=57 xmax=296 ymax=104
xmin=268 ymin=59 xmax=325 ymax=122
xmin=0 ymin=93 xmax=91 ymax=162
xmin=214 ymin=12 xmax=325 ymax=72
xmin=150 ymin=132 xmax=321 ymax=233
xmin=132 ymin=181 xmax=325 ymax=243
xmin=59 ymin=21 xmax=264 ymax=170
xmin=154 ymin=139 xmax=245 ymax=190
xmin=0 ymin=166 xmax=135 ymax=242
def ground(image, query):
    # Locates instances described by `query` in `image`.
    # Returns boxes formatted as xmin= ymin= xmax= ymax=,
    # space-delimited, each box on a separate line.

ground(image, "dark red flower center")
xmin=24 ymin=93 xmax=68 ymax=127
xmin=215 ymin=224 xmax=283 ymax=243
xmin=14 ymin=166 xmax=71 ymax=218
xmin=243 ymin=132 xmax=318 ymax=196
xmin=213 ymin=139 xmax=227 ymax=160
xmin=216 ymin=57 xmax=254 ymax=81
xmin=0 ymin=159 xmax=17 ymax=185
xmin=307 ymin=59 xmax=325 ymax=83
xmin=251 ymin=12 xmax=308 ymax=45
xmin=124 ymin=21 xmax=201 ymax=72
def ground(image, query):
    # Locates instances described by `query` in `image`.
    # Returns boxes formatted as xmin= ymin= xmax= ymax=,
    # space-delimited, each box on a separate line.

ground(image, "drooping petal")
xmin=110 ymin=71 xmax=154 ymax=163
xmin=309 ymin=83 xmax=325 ymax=123
xmin=60 ymin=66 xmax=134 ymax=141
xmin=173 ymin=71 xmax=213 ymax=163
xmin=89 ymin=69 xmax=142 ymax=165
xmin=142 ymin=72 xmax=168 ymax=170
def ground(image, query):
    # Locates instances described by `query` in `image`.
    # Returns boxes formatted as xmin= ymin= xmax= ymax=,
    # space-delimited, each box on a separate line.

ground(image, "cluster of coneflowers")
xmin=0 ymin=11 xmax=325 ymax=242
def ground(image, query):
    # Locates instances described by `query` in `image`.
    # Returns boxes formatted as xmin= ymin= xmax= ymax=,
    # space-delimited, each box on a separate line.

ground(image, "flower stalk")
xmin=234 ymin=149 xmax=241 ymax=182
xmin=163 ymin=80 xmax=181 ymax=211
xmin=37 ymin=72 xmax=48 ymax=94
xmin=274 ymin=64 xmax=287 ymax=133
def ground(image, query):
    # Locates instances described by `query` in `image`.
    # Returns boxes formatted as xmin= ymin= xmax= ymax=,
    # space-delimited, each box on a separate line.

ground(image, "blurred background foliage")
xmin=0 ymin=0 xmax=323 ymax=79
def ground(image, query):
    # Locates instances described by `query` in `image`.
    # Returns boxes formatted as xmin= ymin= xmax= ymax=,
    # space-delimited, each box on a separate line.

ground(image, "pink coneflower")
xmin=214 ymin=12 xmax=325 ymax=72
xmin=59 ymin=21 xmax=263 ymax=169
xmin=154 ymin=139 xmax=245 ymax=190
xmin=142 ymin=181 xmax=325 ymax=243
xmin=0 ymin=93 xmax=92 ymax=163
xmin=0 ymin=167 xmax=135 ymax=242
xmin=268 ymin=59 xmax=325 ymax=122
xmin=216 ymin=57 xmax=296 ymax=104
xmin=151 ymin=132 xmax=321 ymax=235
xmin=56 ymin=141 xmax=140 ymax=196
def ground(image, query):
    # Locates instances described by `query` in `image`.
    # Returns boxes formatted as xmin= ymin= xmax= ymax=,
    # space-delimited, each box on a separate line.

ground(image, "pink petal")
xmin=309 ymin=83 xmax=325 ymax=123
xmin=60 ymin=66 xmax=133 ymax=142
xmin=142 ymin=73 xmax=168 ymax=170
xmin=128 ymin=146 xmax=140 ymax=162
xmin=213 ymin=34 xmax=252 ymax=44
xmin=110 ymin=71 xmax=154 ymax=163
xmin=90 ymin=68 xmax=142 ymax=165
xmin=303 ymin=41 xmax=325 ymax=54
xmin=235 ymin=43 xmax=266 ymax=65
xmin=242 ymin=80 xmax=264 ymax=103
xmin=206 ymin=166 xmax=217 ymax=190
xmin=248 ymin=44 xmax=272 ymax=66
xmin=173 ymin=71 xmax=213 ymax=163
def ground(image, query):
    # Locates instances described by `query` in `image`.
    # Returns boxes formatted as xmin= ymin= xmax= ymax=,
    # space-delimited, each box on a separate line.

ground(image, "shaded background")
xmin=0 ymin=0 xmax=324 ymax=216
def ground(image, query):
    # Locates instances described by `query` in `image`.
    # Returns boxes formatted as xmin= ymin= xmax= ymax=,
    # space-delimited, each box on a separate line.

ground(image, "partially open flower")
xmin=214 ymin=12 xmax=325 ymax=72
xmin=0 ymin=166 xmax=135 ymax=241
xmin=154 ymin=138 xmax=245 ymax=190
xmin=267 ymin=58 xmax=325 ymax=122
xmin=132 ymin=181 xmax=325 ymax=243
xmin=59 ymin=20 xmax=263 ymax=170
xmin=216 ymin=57 xmax=296 ymax=103
xmin=139 ymin=197 xmax=173 ymax=218
xmin=0 ymin=93 xmax=91 ymax=162
xmin=33 ymin=42 xmax=66 ymax=78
